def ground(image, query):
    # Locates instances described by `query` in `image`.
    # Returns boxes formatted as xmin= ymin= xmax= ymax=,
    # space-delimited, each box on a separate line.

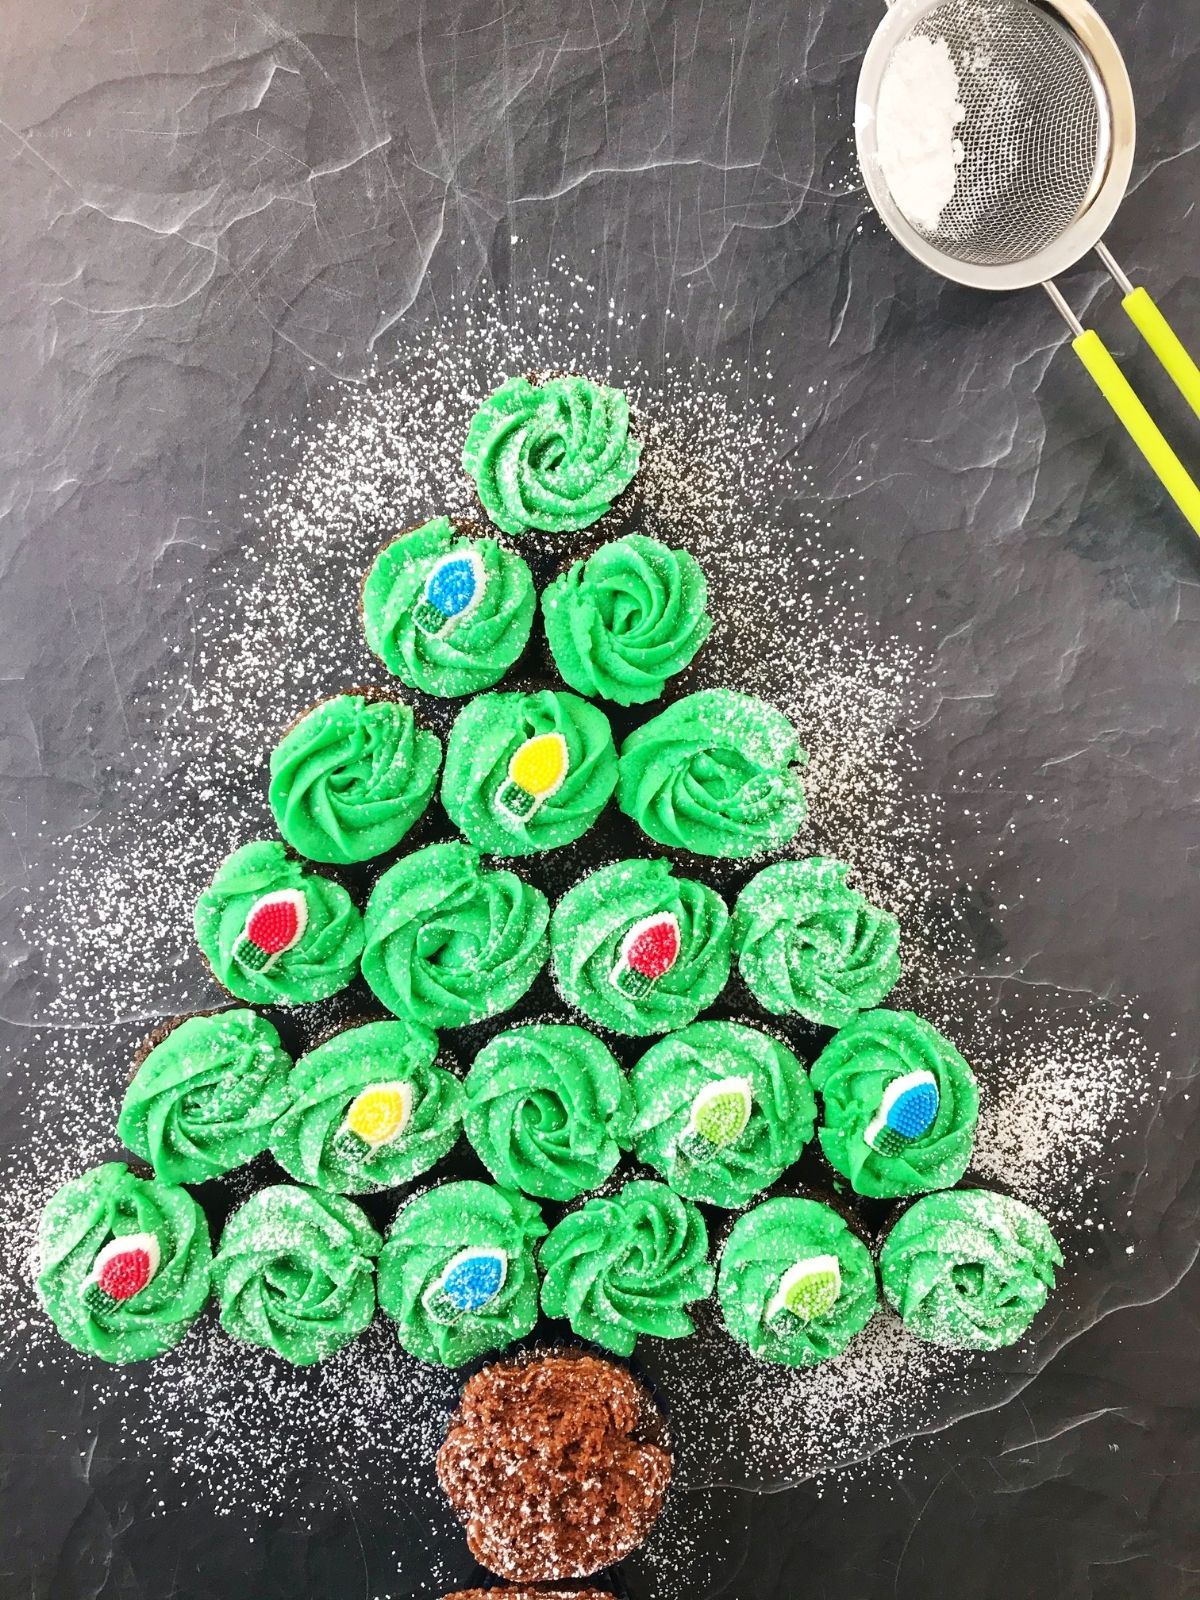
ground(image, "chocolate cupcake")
xmin=444 ymin=1589 xmax=611 ymax=1599
xmin=361 ymin=516 xmax=536 ymax=697
xmin=550 ymin=857 xmax=732 ymax=1037
xmin=211 ymin=1183 xmax=381 ymax=1365
xmin=539 ymin=1178 xmax=713 ymax=1357
xmin=118 ymin=1009 xmax=292 ymax=1186
xmin=616 ymin=689 xmax=808 ymax=859
xmin=879 ymin=1187 xmax=1062 ymax=1350
xmin=541 ymin=533 xmax=711 ymax=707
xmin=441 ymin=689 xmax=617 ymax=857
xmin=464 ymin=1023 xmax=632 ymax=1202
xmin=437 ymin=1351 xmax=671 ymax=1581
xmin=269 ymin=1018 xmax=462 ymax=1194
xmin=193 ymin=839 xmax=364 ymax=1006
xmin=716 ymin=1195 xmax=879 ymax=1367
xmin=810 ymin=1008 xmax=979 ymax=1199
xmin=377 ymin=1179 xmax=547 ymax=1367
xmin=732 ymin=857 xmax=901 ymax=1027
xmin=462 ymin=373 xmax=641 ymax=537
xmin=268 ymin=690 xmax=441 ymax=865
xmin=36 ymin=1162 xmax=212 ymax=1364
xmin=362 ymin=841 xmax=550 ymax=1030
xmin=628 ymin=1020 xmax=816 ymax=1209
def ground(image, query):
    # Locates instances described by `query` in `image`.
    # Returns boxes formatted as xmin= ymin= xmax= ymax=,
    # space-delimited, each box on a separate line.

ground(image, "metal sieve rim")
xmin=854 ymin=0 xmax=1136 ymax=292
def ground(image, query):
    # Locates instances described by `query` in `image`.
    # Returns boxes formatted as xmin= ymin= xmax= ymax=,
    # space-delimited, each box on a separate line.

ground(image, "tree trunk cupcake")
xmin=879 ymin=1187 xmax=1062 ymax=1350
xmin=193 ymin=839 xmax=364 ymax=1006
xmin=211 ymin=1184 xmax=381 ymax=1365
xmin=462 ymin=374 xmax=641 ymax=537
xmin=550 ymin=857 xmax=732 ymax=1037
xmin=362 ymin=841 xmax=550 ymax=1030
xmin=377 ymin=1179 xmax=546 ymax=1367
xmin=463 ymin=1022 xmax=632 ymax=1202
xmin=268 ymin=1018 xmax=462 ymax=1194
xmin=716 ymin=1195 xmax=879 ymax=1367
xmin=733 ymin=857 xmax=902 ymax=1027
xmin=616 ymin=689 xmax=808 ymax=859
xmin=361 ymin=516 xmax=536 ymax=697
xmin=541 ymin=532 xmax=711 ymax=706
xmin=441 ymin=689 xmax=617 ymax=857
xmin=118 ymin=1009 xmax=293 ymax=1186
xmin=627 ymin=1020 xmax=816 ymax=1209
xmin=437 ymin=1351 xmax=671 ymax=1581
xmin=538 ymin=1178 xmax=713 ymax=1357
xmin=268 ymin=690 xmax=442 ymax=865
xmin=36 ymin=1162 xmax=212 ymax=1363
xmin=810 ymin=1008 xmax=980 ymax=1199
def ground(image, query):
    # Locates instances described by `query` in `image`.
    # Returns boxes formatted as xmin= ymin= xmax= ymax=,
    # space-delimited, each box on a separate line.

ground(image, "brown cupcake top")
xmin=444 ymin=1589 xmax=611 ymax=1599
xmin=437 ymin=1352 xmax=671 ymax=1583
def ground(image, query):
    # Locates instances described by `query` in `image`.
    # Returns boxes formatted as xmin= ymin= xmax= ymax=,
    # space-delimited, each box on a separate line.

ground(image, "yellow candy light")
xmin=343 ymin=1080 xmax=412 ymax=1148
xmin=495 ymin=732 xmax=569 ymax=821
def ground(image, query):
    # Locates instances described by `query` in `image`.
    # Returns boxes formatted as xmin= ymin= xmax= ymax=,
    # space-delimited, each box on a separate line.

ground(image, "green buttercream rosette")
xmin=462 ymin=374 xmax=641 ymax=536
xmin=377 ymin=1180 xmax=547 ymax=1367
xmin=362 ymin=841 xmax=549 ymax=1029
xmin=36 ymin=1163 xmax=212 ymax=1364
xmin=880 ymin=1189 xmax=1062 ymax=1350
xmin=734 ymin=858 xmax=901 ymax=1027
xmin=361 ymin=517 xmax=535 ymax=697
xmin=269 ymin=1020 xmax=462 ymax=1194
xmin=117 ymin=1010 xmax=292 ymax=1185
xmin=717 ymin=1197 xmax=879 ymax=1367
xmin=617 ymin=689 xmax=807 ymax=858
xmin=811 ymin=1009 xmax=979 ymax=1199
xmin=268 ymin=693 xmax=441 ymax=865
xmin=464 ymin=1023 xmax=632 ymax=1201
xmin=629 ymin=1021 xmax=816 ymax=1208
xmin=194 ymin=840 xmax=364 ymax=1006
xmin=441 ymin=688 xmax=617 ymax=857
xmin=550 ymin=857 xmax=732 ymax=1037
xmin=539 ymin=1179 xmax=713 ymax=1357
xmin=212 ymin=1184 xmax=380 ymax=1365
xmin=541 ymin=534 xmax=711 ymax=706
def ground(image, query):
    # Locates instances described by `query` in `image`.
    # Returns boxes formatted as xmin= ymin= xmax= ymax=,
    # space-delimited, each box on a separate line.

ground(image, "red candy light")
xmin=612 ymin=912 xmax=681 ymax=999
xmin=233 ymin=889 xmax=308 ymax=972
xmin=83 ymin=1232 xmax=161 ymax=1315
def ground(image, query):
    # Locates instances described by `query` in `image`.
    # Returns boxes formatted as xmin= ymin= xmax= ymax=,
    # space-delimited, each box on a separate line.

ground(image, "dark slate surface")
xmin=1 ymin=2 xmax=1198 ymax=1597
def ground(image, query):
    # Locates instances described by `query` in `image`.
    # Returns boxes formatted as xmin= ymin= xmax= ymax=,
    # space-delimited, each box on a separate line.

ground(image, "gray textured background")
xmin=0 ymin=2 xmax=1198 ymax=1596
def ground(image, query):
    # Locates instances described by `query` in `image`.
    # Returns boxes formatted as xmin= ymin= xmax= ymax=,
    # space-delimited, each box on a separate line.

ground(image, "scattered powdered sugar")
xmin=0 ymin=264 xmax=1174 ymax=1540
xmin=875 ymin=33 xmax=965 ymax=235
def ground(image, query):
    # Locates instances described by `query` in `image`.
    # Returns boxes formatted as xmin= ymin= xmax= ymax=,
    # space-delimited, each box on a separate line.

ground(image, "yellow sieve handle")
xmin=1071 ymin=329 xmax=1200 ymax=537
xmin=1120 ymin=286 xmax=1200 ymax=420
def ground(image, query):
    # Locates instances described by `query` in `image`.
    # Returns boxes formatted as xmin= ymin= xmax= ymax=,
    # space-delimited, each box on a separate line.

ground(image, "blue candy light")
xmin=414 ymin=549 xmax=485 ymax=636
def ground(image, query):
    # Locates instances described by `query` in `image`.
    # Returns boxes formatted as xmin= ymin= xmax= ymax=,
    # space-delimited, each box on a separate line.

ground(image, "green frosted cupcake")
xmin=362 ymin=841 xmax=549 ymax=1029
xmin=617 ymin=689 xmax=807 ymax=858
xmin=36 ymin=1163 xmax=212 ymax=1364
xmin=269 ymin=1020 xmax=462 ymax=1194
xmin=463 ymin=374 xmax=641 ymax=536
xmin=541 ymin=534 xmax=711 ymax=706
xmin=377 ymin=1180 xmax=547 ymax=1367
xmin=118 ymin=1010 xmax=292 ymax=1186
xmin=717 ymin=1197 xmax=879 ymax=1366
xmin=361 ymin=516 xmax=535 ymax=697
xmin=268 ymin=692 xmax=441 ymax=865
xmin=880 ymin=1189 xmax=1062 ymax=1350
xmin=441 ymin=689 xmax=617 ymax=857
xmin=464 ymin=1023 xmax=632 ymax=1201
xmin=194 ymin=840 xmax=364 ymax=1006
xmin=733 ymin=858 xmax=901 ymax=1027
xmin=629 ymin=1021 xmax=816 ymax=1209
xmin=550 ymin=858 xmax=732 ymax=1037
xmin=212 ymin=1184 xmax=380 ymax=1365
xmin=539 ymin=1179 xmax=713 ymax=1357
xmin=810 ymin=1009 xmax=979 ymax=1200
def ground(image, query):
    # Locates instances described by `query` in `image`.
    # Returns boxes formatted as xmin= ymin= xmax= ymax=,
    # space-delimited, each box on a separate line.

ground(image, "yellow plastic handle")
xmin=1121 ymin=285 xmax=1200 ymax=420
xmin=1072 ymin=329 xmax=1200 ymax=537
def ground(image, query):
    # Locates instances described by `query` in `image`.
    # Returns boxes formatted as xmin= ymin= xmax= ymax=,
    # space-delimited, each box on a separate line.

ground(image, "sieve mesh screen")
xmin=882 ymin=0 xmax=1108 ymax=267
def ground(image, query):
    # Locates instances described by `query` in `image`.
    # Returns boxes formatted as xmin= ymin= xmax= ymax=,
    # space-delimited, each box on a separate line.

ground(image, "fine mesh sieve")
xmin=855 ymin=0 xmax=1200 ymax=537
